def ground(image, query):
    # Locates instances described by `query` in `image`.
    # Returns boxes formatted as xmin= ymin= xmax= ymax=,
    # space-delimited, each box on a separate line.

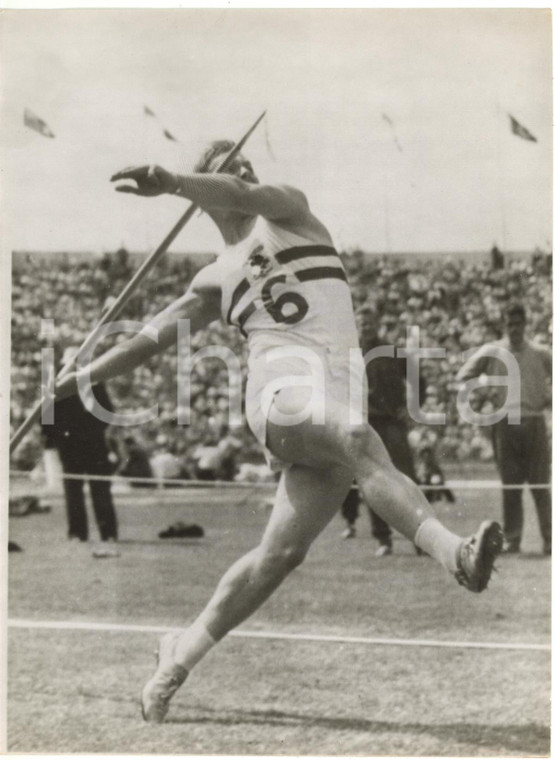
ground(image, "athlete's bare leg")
xmin=195 ymin=462 xmax=353 ymax=640
xmin=266 ymin=386 xmax=501 ymax=581
xmin=266 ymin=387 xmax=433 ymax=539
xmin=141 ymin=386 xmax=501 ymax=722
xmin=141 ymin=461 xmax=353 ymax=721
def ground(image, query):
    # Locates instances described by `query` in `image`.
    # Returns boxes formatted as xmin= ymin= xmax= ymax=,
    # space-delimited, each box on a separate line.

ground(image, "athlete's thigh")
xmin=260 ymin=463 xmax=353 ymax=554
xmin=266 ymin=385 xmax=392 ymax=472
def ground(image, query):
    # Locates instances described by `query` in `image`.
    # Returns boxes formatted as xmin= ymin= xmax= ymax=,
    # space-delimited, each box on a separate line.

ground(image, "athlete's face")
xmin=209 ymin=152 xmax=259 ymax=184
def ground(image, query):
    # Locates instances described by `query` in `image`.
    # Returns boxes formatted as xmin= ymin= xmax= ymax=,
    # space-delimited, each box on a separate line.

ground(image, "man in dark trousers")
xmin=457 ymin=302 xmax=551 ymax=555
xmin=341 ymin=306 xmax=423 ymax=556
xmin=42 ymin=347 xmax=119 ymax=557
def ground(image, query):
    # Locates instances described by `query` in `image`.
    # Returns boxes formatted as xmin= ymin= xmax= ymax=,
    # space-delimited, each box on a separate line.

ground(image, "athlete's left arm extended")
xmin=54 ymin=266 xmax=222 ymax=400
xmin=111 ymin=164 xmax=309 ymax=222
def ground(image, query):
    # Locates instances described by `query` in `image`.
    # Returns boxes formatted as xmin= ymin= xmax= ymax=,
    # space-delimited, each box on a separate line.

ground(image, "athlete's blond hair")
xmin=194 ymin=140 xmax=236 ymax=173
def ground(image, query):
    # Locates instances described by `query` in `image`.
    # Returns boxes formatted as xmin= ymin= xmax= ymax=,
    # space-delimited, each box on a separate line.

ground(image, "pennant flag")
xmin=143 ymin=105 xmax=178 ymax=142
xmin=24 ymin=108 xmax=55 ymax=138
xmin=382 ymin=113 xmax=403 ymax=153
xmin=509 ymin=114 xmax=537 ymax=142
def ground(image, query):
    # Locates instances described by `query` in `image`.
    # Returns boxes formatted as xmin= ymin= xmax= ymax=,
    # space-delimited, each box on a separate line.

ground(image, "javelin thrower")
xmin=52 ymin=133 xmax=503 ymax=723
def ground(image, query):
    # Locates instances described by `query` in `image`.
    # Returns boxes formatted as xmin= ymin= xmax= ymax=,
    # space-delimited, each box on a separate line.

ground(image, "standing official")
xmin=42 ymin=347 xmax=119 ymax=557
xmin=457 ymin=303 xmax=551 ymax=554
xmin=341 ymin=306 xmax=423 ymax=557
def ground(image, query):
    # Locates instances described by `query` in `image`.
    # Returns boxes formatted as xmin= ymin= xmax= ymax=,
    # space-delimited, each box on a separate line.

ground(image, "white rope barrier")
xmin=418 ymin=481 xmax=552 ymax=491
xmin=9 ymin=469 xmax=275 ymax=490
xmin=8 ymin=469 xmax=551 ymax=491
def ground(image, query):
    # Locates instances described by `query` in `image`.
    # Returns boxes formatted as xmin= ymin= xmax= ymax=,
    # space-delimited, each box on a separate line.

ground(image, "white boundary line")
xmin=7 ymin=618 xmax=550 ymax=652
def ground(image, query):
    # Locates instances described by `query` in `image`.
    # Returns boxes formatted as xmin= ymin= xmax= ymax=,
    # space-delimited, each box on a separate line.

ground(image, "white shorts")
xmin=245 ymin=343 xmax=368 ymax=472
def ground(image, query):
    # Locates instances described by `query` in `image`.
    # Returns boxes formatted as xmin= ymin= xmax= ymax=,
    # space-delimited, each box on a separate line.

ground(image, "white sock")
xmin=173 ymin=619 xmax=216 ymax=672
xmin=414 ymin=518 xmax=462 ymax=574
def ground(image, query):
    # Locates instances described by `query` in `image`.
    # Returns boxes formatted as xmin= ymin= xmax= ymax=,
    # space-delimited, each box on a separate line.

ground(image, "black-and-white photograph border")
xmin=2 ymin=2 xmax=552 ymax=757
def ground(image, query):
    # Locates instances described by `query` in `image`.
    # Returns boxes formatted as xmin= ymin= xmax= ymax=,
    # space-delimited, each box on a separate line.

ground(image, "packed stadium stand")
xmin=10 ymin=247 xmax=552 ymax=476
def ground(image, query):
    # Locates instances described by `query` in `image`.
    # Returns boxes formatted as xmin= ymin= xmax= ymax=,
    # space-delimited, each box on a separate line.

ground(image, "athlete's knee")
xmin=274 ymin=541 xmax=308 ymax=573
xmin=257 ymin=540 xmax=308 ymax=579
xmin=341 ymin=423 xmax=398 ymax=480
xmin=344 ymin=422 xmax=380 ymax=459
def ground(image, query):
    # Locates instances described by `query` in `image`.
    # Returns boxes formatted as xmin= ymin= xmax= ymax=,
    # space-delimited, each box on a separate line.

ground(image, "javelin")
xmin=10 ymin=110 xmax=266 ymax=454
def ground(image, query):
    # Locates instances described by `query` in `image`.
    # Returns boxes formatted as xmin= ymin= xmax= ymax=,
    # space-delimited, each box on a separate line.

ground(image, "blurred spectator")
xmin=150 ymin=435 xmax=186 ymax=487
xmin=490 ymin=244 xmax=504 ymax=270
xmin=118 ymin=434 xmax=156 ymax=487
xmin=415 ymin=442 xmax=455 ymax=504
xmin=235 ymin=462 xmax=275 ymax=483
xmin=192 ymin=426 xmax=242 ymax=481
xmin=10 ymin=248 xmax=552 ymax=478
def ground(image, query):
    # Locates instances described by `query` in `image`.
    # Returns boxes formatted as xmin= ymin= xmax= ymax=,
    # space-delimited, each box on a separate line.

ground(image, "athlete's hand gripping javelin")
xmin=111 ymin=165 xmax=180 ymax=196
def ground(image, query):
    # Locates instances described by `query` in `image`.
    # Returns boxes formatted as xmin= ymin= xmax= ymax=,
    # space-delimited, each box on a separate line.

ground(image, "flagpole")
xmin=381 ymin=113 xmax=397 ymax=254
xmin=141 ymin=107 xmax=151 ymax=252
xmin=382 ymin=168 xmax=392 ymax=254
xmin=381 ymin=113 xmax=404 ymax=254
xmin=494 ymin=102 xmax=508 ymax=252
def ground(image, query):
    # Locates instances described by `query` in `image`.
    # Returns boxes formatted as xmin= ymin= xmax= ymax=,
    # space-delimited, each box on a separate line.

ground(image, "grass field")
xmin=7 ymin=481 xmax=551 ymax=756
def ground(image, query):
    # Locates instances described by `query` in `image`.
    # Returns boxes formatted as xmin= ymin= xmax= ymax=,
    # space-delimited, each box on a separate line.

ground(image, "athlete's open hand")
xmin=110 ymin=165 xmax=179 ymax=196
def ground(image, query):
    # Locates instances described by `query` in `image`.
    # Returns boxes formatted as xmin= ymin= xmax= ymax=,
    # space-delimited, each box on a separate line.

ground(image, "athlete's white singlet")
xmin=218 ymin=216 xmax=359 ymax=350
xmin=216 ymin=215 xmax=366 ymax=468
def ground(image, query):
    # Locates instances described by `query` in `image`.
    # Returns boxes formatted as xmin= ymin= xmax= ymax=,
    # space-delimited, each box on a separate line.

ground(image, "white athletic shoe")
xmin=375 ymin=543 xmax=393 ymax=558
xmin=141 ymin=632 xmax=188 ymax=723
xmin=92 ymin=540 xmax=120 ymax=558
xmin=455 ymin=521 xmax=503 ymax=593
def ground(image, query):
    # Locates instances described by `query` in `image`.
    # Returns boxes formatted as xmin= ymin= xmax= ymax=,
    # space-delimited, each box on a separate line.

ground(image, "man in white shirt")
xmin=457 ymin=302 xmax=551 ymax=554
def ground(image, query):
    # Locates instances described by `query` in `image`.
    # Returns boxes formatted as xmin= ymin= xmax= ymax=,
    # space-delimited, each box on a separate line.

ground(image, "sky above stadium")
xmin=1 ymin=8 xmax=552 ymax=255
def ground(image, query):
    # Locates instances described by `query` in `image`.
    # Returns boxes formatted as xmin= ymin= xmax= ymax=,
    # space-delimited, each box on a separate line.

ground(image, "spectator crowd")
xmin=10 ymin=245 xmax=552 ymax=479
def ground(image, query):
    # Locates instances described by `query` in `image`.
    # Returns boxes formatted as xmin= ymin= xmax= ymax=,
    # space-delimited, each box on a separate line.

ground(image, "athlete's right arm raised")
xmin=55 ymin=264 xmax=222 ymax=400
xmin=111 ymin=165 xmax=311 ymax=224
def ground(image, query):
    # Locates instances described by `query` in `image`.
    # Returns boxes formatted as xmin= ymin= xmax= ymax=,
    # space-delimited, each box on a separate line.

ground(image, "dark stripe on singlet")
xmin=275 ymin=244 xmax=339 ymax=265
xmin=295 ymin=266 xmax=347 ymax=284
xmin=236 ymin=302 xmax=257 ymax=337
xmin=227 ymin=246 xmax=346 ymax=333
xmin=227 ymin=277 xmax=250 ymax=325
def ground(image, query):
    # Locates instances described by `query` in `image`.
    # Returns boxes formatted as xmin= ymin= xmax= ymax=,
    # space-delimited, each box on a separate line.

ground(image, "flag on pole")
xmin=24 ymin=108 xmax=55 ymax=138
xmin=508 ymin=114 xmax=537 ymax=142
xmin=144 ymin=105 xmax=179 ymax=142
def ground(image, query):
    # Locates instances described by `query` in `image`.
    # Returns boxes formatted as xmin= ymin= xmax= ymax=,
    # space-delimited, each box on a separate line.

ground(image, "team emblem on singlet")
xmin=227 ymin=242 xmax=349 ymax=336
xmin=247 ymin=244 xmax=273 ymax=280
